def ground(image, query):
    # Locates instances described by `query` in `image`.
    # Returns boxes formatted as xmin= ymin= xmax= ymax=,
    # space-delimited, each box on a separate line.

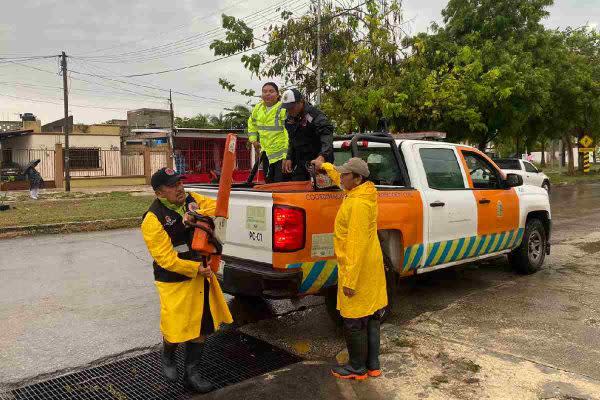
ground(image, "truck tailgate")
xmin=186 ymin=187 xmax=274 ymax=264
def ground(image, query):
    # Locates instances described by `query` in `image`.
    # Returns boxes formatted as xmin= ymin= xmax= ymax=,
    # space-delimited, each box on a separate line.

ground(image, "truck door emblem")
xmin=497 ymin=201 xmax=504 ymax=217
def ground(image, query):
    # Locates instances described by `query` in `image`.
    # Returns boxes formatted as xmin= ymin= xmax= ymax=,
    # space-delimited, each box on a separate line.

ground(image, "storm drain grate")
xmin=4 ymin=331 xmax=302 ymax=400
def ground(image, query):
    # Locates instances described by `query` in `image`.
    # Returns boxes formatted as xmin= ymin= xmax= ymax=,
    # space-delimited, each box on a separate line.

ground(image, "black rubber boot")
xmin=161 ymin=341 xmax=178 ymax=382
xmin=332 ymin=327 xmax=368 ymax=380
xmin=366 ymin=318 xmax=381 ymax=377
xmin=184 ymin=342 xmax=214 ymax=393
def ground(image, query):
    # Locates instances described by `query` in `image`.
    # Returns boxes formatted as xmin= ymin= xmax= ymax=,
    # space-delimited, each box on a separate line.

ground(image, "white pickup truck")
xmin=187 ymin=133 xmax=551 ymax=315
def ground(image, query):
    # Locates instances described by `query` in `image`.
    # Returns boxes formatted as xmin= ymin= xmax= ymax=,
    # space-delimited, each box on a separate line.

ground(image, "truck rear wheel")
xmin=325 ymin=287 xmax=343 ymax=327
xmin=509 ymin=218 xmax=547 ymax=274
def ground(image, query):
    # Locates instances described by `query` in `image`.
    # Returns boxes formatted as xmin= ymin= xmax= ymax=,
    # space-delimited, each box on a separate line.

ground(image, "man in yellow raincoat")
xmin=312 ymin=157 xmax=388 ymax=380
xmin=141 ymin=167 xmax=233 ymax=393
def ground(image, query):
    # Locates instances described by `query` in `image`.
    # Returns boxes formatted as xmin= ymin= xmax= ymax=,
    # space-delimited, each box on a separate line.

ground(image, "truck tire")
xmin=380 ymin=258 xmax=397 ymax=322
xmin=324 ymin=287 xmax=343 ymax=327
xmin=509 ymin=218 xmax=547 ymax=275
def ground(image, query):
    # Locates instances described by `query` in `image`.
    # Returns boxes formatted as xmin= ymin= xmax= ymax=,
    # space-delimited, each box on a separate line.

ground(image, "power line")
xmin=0 ymin=55 xmax=59 ymax=61
xmin=74 ymin=0 xmax=302 ymax=64
xmin=74 ymin=0 xmax=289 ymax=61
xmin=0 ymin=93 xmax=134 ymax=111
xmin=68 ymin=68 xmax=241 ymax=104
xmin=1 ymin=59 xmax=61 ymax=74
xmin=117 ymin=3 xmax=369 ymax=78
xmin=73 ymin=0 xmax=251 ymax=57
xmin=5 ymin=59 xmax=169 ymax=100
xmin=75 ymin=3 xmax=309 ymax=65
xmin=6 ymin=56 xmax=243 ymax=107
xmin=0 ymin=81 xmax=171 ymax=105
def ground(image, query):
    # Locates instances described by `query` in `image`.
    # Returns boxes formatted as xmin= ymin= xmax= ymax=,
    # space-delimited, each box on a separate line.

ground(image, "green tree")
xmin=174 ymin=114 xmax=212 ymax=128
xmin=224 ymin=105 xmax=251 ymax=129
xmin=211 ymin=0 xmax=406 ymax=132
xmin=386 ymin=0 xmax=557 ymax=150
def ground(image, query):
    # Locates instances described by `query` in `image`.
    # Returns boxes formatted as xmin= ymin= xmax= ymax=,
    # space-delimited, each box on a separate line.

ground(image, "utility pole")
xmin=316 ymin=0 xmax=322 ymax=105
xmin=61 ymin=51 xmax=71 ymax=191
xmin=168 ymin=90 xmax=175 ymax=166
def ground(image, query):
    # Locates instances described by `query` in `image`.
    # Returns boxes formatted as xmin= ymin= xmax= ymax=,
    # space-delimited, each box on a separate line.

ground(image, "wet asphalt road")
xmin=0 ymin=182 xmax=599 ymax=389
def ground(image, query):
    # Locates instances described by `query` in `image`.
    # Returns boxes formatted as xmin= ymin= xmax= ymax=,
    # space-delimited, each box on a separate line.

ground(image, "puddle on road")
xmin=576 ymin=241 xmax=600 ymax=254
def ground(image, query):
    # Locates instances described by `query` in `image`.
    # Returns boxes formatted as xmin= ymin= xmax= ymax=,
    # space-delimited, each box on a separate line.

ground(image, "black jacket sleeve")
xmin=285 ymin=122 xmax=295 ymax=161
xmin=313 ymin=109 xmax=334 ymax=160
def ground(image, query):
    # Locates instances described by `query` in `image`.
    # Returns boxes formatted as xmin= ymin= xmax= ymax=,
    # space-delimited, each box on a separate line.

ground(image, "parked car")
xmin=493 ymin=158 xmax=551 ymax=192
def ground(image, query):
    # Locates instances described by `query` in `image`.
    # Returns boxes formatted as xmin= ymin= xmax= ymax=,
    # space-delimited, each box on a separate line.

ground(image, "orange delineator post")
xmin=191 ymin=133 xmax=237 ymax=272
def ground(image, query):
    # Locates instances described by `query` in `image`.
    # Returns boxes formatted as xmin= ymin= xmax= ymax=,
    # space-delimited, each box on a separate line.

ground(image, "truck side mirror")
xmin=505 ymin=173 xmax=523 ymax=188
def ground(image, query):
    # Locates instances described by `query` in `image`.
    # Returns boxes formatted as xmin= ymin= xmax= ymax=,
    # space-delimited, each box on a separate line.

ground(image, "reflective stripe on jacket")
xmin=247 ymin=101 xmax=288 ymax=164
xmin=141 ymin=192 xmax=233 ymax=342
xmin=322 ymin=163 xmax=388 ymax=319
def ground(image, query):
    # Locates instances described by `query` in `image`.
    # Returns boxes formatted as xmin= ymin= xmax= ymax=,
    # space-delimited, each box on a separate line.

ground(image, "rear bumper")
xmin=220 ymin=255 xmax=303 ymax=299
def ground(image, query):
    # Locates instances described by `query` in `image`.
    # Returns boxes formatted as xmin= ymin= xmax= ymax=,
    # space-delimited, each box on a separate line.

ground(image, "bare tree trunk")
xmin=560 ymin=139 xmax=566 ymax=167
xmin=540 ymin=139 xmax=546 ymax=167
xmin=577 ymin=129 xmax=584 ymax=172
xmin=563 ymin=135 xmax=575 ymax=175
xmin=551 ymin=140 xmax=557 ymax=168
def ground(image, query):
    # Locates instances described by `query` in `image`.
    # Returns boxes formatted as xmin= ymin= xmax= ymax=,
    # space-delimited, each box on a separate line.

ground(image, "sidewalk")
xmin=201 ymin=324 xmax=600 ymax=400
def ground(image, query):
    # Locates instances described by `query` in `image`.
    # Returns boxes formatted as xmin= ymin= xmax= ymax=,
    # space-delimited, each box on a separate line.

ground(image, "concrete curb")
xmin=0 ymin=217 xmax=140 ymax=239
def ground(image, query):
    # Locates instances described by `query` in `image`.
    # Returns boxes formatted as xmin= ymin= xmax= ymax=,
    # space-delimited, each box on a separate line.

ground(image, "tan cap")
xmin=335 ymin=157 xmax=370 ymax=177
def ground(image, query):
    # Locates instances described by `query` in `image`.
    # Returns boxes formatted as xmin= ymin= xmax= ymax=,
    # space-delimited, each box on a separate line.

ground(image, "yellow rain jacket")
xmin=247 ymin=101 xmax=288 ymax=164
xmin=322 ymin=163 xmax=388 ymax=319
xmin=141 ymin=192 xmax=233 ymax=343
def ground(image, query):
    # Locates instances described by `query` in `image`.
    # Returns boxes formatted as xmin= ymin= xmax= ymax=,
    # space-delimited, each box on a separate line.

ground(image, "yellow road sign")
xmin=579 ymin=135 xmax=594 ymax=148
xmin=578 ymin=148 xmax=595 ymax=152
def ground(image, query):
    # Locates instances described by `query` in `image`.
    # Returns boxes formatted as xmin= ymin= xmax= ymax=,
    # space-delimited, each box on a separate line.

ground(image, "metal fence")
xmin=69 ymin=149 xmax=122 ymax=177
xmin=0 ymin=148 xmax=55 ymax=180
xmin=173 ymin=138 xmax=252 ymax=174
xmin=68 ymin=149 xmax=149 ymax=178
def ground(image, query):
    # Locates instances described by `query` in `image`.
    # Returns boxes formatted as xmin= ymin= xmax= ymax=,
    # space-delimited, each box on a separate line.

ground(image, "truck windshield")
xmin=334 ymin=146 xmax=403 ymax=186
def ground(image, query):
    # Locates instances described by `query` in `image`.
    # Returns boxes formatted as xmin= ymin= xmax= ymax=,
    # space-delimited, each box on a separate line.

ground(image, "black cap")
xmin=281 ymin=88 xmax=303 ymax=109
xmin=151 ymin=167 xmax=184 ymax=190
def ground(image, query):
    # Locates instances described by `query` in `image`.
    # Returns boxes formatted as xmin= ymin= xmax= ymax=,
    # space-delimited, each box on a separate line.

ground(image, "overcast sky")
xmin=0 ymin=0 xmax=597 ymax=125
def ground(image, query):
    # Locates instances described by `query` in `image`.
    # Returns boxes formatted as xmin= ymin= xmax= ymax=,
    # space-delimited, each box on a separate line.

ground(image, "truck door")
xmin=522 ymin=160 xmax=544 ymax=187
xmin=413 ymin=144 xmax=478 ymax=270
xmin=459 ymin=149 xmax=520 ymax=254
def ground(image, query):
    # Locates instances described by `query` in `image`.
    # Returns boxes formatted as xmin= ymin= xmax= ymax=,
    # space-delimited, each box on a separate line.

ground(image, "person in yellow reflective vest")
xmin=141 ymin=167 xmax=233 ymax=393
xmin=312 ymin=157 xmax=388 ymax=381
xmin=247 ymin=82 xmax=289 ymax=183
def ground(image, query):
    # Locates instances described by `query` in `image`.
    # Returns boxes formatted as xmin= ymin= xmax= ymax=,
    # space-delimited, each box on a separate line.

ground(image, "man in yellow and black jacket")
xmin=141 ymin=167 xmax=233 ymax=393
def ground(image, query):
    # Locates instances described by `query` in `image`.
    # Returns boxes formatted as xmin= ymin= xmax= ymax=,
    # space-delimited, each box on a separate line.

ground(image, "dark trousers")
xmin=343 ymin=308 xmax=384 ymax=332
xmin=262 ymin=158 xmax=285 ymax=184
xmin=290 ymin=164 xmax=311 ymax=181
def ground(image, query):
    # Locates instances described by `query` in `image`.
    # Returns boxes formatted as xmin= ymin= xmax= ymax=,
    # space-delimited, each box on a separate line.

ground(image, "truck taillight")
xmin=273 ymin=205 xmax=305 ymax=252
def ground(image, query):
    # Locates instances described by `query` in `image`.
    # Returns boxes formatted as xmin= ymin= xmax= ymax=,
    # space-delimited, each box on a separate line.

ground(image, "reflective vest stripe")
xmin=267 ymin=150 xmax=286 ymax=161
xmin=257 ymin=125 xmax=284 ymax=132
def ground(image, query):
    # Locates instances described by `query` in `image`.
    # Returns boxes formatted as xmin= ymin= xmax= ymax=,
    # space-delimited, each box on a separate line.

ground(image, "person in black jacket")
xmin=281 ymin=89 xmax=334 ymax=181
xmin=23 ymin=159 xmax=44 ymax=200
